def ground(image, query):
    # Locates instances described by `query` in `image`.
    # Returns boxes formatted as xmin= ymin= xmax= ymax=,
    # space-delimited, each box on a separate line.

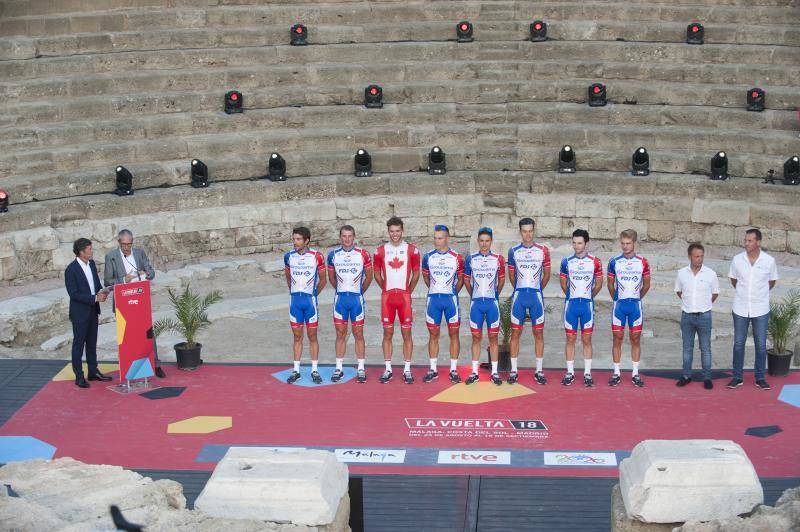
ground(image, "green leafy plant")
xmin=768 ymin=289 xmax=800 ymax=354
xmin=153 ymin=284 xmax=223 ymax=348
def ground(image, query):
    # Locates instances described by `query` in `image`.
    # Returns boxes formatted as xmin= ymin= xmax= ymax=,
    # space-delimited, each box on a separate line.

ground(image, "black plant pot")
xmin=175 ymin=342 xmax=202 ymax=371
xmin=485 ymin=347 xmax=512 ymax=372
xmin=767 ymin=349 xmax=792 ymax=377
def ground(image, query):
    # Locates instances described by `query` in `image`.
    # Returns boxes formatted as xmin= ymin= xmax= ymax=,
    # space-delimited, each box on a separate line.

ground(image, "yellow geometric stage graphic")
xmin=428 ymin=382 xmax=535 ymax=405
xmin=52 ymin=362 xmax=120 ymax=381
xmin=115 ymin=308 xmax=126 ymax=346
xmin=167 ymin=416 xmax=232 ymax=434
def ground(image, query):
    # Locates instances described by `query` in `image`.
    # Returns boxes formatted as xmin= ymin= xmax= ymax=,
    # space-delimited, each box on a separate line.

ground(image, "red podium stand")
xmin=113 ymin=280 xmax=156 ymax=391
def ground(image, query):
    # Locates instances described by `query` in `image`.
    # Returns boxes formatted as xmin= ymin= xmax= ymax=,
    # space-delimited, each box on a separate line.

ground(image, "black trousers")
xmin=71 ymin=313 xmax=98 ymax=377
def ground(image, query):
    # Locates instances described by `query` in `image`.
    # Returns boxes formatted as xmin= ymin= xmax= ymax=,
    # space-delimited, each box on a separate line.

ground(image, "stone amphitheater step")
xmin=3 ymin=58 xmax=799 ymax=106
xmin=1 ymin=103 xmax=795 ymax=152
xmin=1 ymin=18 xmax=798 ymax=60
xmin=1 ymin=40 xmax=796 ymax=81
xmin=5 ymin=135 xmax=798 ymax=203
xmin=2 ymin=0 xmax=799 ymax=38
xmin=3 ymin=79 xmax=799 ymax=132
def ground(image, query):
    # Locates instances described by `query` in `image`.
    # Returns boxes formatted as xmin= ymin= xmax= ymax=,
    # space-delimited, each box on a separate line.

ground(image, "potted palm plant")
xmin=484 ymin=297 xmax=514 ymax=372
xmin=153 ymin=284 xmax=223 ymax=370
xmin=767 ymin=289 xmax=800 ymax=377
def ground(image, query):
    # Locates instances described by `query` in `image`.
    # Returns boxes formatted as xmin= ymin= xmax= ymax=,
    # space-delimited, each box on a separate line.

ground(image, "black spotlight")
xmin=0 ymin=189 xmax=8 ymax=213
xmin=190 ymin=159 xmax=209 ymax=188
xmin=530 ymin=20 xmax=547 ymax=42
xmin=354 ymin=149 xmax=372 ymax=177
xmin=114 ymin=165 xmax=134 ymax=196
xmin=687 ymin=22 xmax=703 ymax=44
xmin=784 ymin=155 xmax=800 ymax=185
xmin=224 ymin=90 xmax=243 ymax=114
xmin=710 ymin=151 xmax=728 ymax=181
xmin=456 ymin=21 xmax=473 ymax=43
xmin=428 ymin=146 xmax=446 ymax=175
xmin=558 ymin=145 xmax=576 ymax=173
xmin=290 ymin=24 xmax=307 ymax=45
xmin=267 ymin=153 xmax=287 ymax=182
xmin=364 ymin=85 xmax=383 ymax=108
xmin=631 ymin=147 xmax=650 ymax=176
xmin=747 ymin=88 xmax=765 ymax=112
xmin=588 ymin=83 xmax=606 ymax=107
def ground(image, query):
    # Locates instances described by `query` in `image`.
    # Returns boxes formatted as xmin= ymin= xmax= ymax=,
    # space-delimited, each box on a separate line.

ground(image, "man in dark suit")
xmin=65 ymin=238 xmax=112 ymax=388
xmin=103 ymin=229 xmax=166 ymax=378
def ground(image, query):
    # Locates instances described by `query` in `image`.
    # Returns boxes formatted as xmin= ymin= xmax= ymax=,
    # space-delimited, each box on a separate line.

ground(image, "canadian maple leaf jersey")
xmin=327 ymin=246 xmax=371 ymax=294
xmin=464 ymin=251 xmax=505 ymax=299
xmin=373 ymin=242 xmax=420 ymax=291
xmin=560 ymin=254 xmax=603 ymax=300
xmin=607 ymin=254 xmax=650 ymax=301
xmin=507 ymin=243 xmax=551 ymax=290
xmin=284 ymin=248 xmax=326 ymax=295
xmin=422 ymin=249 xmax=464 ymax=296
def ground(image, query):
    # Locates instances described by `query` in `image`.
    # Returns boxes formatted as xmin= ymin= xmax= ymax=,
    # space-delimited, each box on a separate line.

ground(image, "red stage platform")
xmin=1 ymin=363 xmax=798 ymax=478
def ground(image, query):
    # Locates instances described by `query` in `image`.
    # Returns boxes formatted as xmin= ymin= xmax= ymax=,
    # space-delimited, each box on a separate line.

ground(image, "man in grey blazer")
xmin=104 ymin=229 xmax=166 ymax=378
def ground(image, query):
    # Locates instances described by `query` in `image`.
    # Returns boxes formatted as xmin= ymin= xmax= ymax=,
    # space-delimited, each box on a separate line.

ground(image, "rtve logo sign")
xmin=437 ymin=450 xmax=511 ymax=465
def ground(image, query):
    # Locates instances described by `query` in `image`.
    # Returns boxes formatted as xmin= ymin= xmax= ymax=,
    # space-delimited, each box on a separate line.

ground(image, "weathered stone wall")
xmin=1 ymin=171 xmax=797 ymax=284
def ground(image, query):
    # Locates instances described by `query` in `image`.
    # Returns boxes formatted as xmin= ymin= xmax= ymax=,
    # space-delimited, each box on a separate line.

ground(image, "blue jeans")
xmin=681 ymin=311 xmax=712 ymax=379
xmin=732 ymin=312 xmax=769 ymax=381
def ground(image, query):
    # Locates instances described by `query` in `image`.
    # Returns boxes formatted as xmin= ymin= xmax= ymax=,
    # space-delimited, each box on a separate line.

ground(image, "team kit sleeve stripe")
xmin=594 ymin=257 xmax=603 ymax=276
xmin=497 ymin=255 xmax=506 ymax=278
xmin=642 ymin=257 xmax=651 ymax=276
xmin=542 ymin=246 xmax=551 ymax=267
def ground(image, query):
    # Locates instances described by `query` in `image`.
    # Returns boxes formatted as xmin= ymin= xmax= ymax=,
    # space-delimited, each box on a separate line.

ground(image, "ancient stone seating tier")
xmin=0 ymin=0 xmax=798 ymax=283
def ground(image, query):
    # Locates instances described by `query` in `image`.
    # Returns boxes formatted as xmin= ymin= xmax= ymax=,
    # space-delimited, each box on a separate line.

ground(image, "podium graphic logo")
xmin=543 ymin=452 xmax=617 ymax=466
xmin=438 ymin=450 xmax=511 ymax=465
xmin=335 ymin=449 xmax=406 ymax=464
xmin=406 ymin=418 xmax=547 ymax=431
xmin=120 ymin=287 xmax=144 ymax=297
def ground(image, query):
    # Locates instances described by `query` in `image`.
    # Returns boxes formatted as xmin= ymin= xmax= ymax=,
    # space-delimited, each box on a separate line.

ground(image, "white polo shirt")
xmin=674 ymin=265 xmax=720 ymax=313
xmin=728 ymin=250 xmax=778 ymax=318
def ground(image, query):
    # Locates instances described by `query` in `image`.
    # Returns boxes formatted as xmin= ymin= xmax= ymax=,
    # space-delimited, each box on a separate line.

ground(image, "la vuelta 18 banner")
xmin=114 ymin=280 xmax=156 ymax=382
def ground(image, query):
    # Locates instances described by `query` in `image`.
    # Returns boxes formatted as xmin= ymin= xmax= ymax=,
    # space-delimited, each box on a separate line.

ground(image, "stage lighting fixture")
xmin=747 ymin=88 xmax=765 ymax=112
xmin=190 ymin=159 xmax=209 ymax=188
xmin=588 ymin=83 xmax=606 ymax=107
xmin=364 ymin=85 xmax=383 ymax=108
xmin=224 ymin=90 xmax=243 ymax=114
xmin=428 ymin=146 xmax=446 ymax=175
xmin=456 ymin=21 xmax=473 ymax=43
xmin=631 ymin=147 xmax=650 ymax=176
xmin=291 ymin=24 xmax=307 ymax=45
xmin=558 ymin=145 xmax=576 ymax=173
xmin=530 ymin=20 xmax=547 ymax=42
xmin=0 ymin=189 xmax=8 ymax=213
xmin=354 ymin=149 xmax=372 ymax=177
xmin=114 ymin=166 xmax=134 ymax=196
xmin=710 ymin=151 xmax=728 ymax=180
xmin=267 ymin=153 xmax=287 ymax=182
xmin=686 ymin=22 xmax=703 ymax=44
xmin=784 ymin=155 xmax=800 ymax=185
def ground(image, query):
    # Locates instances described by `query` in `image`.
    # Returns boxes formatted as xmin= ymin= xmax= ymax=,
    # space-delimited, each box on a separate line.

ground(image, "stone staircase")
xmin=0 ymin=0 xmax=798 ymax=284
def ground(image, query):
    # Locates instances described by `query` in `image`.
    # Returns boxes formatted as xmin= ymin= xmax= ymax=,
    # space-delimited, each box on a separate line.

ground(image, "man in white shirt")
xmin=675 ymin=243 xmax=720 ymax=389
xmin=727 ymin=228 xmax=779 ymax=390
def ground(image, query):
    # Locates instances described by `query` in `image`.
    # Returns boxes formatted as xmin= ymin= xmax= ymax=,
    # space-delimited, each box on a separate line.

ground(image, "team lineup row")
xmin=283 ymin=216 xmax=655 ymax=389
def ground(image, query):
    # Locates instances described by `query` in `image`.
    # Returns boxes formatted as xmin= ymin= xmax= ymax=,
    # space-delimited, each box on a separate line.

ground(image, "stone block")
xmin=703 ymin=224 xmax=735 ymax=246
xmin=582 ymin=197 xmax=636 ymax=219
xmin=516 ymin=193 xmax=575 ymax=218
xmin=749 ymin=204 xmax=800 ymax=232
xmin=611 ymin=484 xmax=679 ymax=532
xmin=588 ymin=218 xmax=618 ymax=241
xmin=447 ymin=194 xmax=484 ymax=217
xmin=691 ymin=199 xmax=750 ymax=226
xmin=392 ymin=195 xmax=448 ymax=217
xmin=634 ymin=197 xmax=691 ymax=222
xmin=173 ymin=208 xmax=229 ymax=234
xmin=760 ymin=228 xmax=787 ymax=252
xmin=615 ymin=219 xmax=648 ymax=241
xmin=226 ymin=204 xmax=282 ymax=228
xmin=281 ymin=199 xmax=337 ymax=224
xmin=194 ymin=448 xmax=348 ymax=526
xmin=535 ymin=216 xmax=562 ymax=239
xmin=619 ymin=440 xmax=763 ymax=523
xmin=788 ymin=231 xmax=800 ymax=254
xmin=12 ymin=227 xmax=59 ymax=252
xmin=334 ymin=196 xmax=392 ymax=220
xmin=647 ymin=221 xmax=675 ymax=242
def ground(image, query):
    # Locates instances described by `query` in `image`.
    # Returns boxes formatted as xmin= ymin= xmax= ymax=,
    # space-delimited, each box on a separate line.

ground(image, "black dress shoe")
xmin=704 ymin=379 xmax=713 ymax=390
xmin=155 ymin=367 xmax=166 ymax=378
xmin=75 ymin=376 xmax=90 ymax=388
xmin=88 ymin=371 xmax=112 ymax=382
xmin=676 ymin=376 xmax=692 ymax=387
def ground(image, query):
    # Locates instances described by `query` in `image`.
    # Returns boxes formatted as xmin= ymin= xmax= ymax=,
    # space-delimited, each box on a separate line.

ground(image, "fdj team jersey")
xmin=607 ymin=254 xmax=650 ymax=301
xmin=560 ymin=254 xmax=603 ymax=300
xmin=507 ymin=243 xmax=550 ymax=290
xmin=284 ymin=248 xmax=326 ymax=295
xmin=422 ymin=249 xmax=464 ymax=295
xmin=464 ymin=251 xmax=505 ymax=299
xmin=327 ymin=246 xmax=371 ymax=294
